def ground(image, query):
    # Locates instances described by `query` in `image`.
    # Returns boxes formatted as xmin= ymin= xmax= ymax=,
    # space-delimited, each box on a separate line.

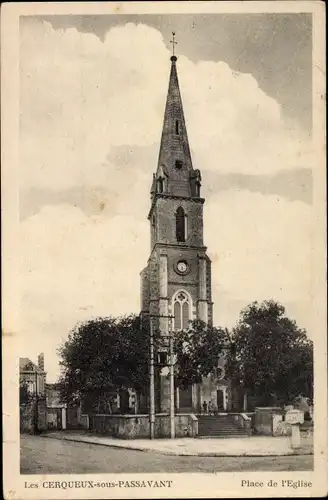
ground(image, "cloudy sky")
xmin=19 ymin=14 xmax=314 ymax=382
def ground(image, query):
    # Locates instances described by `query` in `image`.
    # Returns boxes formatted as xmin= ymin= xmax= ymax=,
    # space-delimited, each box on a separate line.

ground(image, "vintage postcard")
xmin=2 ymin=1 xmax=327 ymax=498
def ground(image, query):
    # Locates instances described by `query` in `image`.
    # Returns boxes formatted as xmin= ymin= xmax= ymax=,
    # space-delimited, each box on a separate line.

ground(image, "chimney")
xmin=38 ymin=353 xmax=44 ymax=371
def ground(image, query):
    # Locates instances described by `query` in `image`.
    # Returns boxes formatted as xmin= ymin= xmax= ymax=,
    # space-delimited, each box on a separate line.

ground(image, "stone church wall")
xmin=148 ymin=254 xmax=159 ymax=315
xmin=140 ymin=266 xmax=150 ymax=313
xmin=167 ymin=248 xmax=200 ymax=283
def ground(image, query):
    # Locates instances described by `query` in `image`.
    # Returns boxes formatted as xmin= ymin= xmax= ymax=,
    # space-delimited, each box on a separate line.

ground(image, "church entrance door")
xmin=217 ymin=389 xmax=224 ymax=412
xmin=119 ymin=389 xmax=130 ymax=414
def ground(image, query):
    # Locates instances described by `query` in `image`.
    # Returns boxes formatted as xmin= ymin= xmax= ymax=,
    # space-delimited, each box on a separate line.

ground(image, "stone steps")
xmin=197 ymin=415 xmax=249 ymax=438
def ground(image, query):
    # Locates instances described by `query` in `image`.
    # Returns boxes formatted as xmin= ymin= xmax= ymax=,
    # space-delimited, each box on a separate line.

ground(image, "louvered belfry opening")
xmin=175 ymin=206 xmax=185 ymax=242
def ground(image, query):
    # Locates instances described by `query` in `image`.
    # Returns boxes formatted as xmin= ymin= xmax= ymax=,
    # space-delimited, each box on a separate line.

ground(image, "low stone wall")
xmin=300 ymin=426 xmax=313 ymax=452
xmin=20 ymin=404 xmax=34 ymax=433
xmin=255 ymin=407 xmax=313 ymax=439
xmin=80 ymin=414 xmax=89 ymax=430
xmin=87 ymin=413 xmax=198 ymax=439
xmin=20 ymin=399 xmax=47 ymax=433
xmin=246 ymin=412 xmax=256 ymax=430
xmin=272 ymin=414 xmax=292 ymax=436
xmin=254 ymin=407 xmax=283 ymax=435
xmin=232 ymin=413 xmax=252 ymax=435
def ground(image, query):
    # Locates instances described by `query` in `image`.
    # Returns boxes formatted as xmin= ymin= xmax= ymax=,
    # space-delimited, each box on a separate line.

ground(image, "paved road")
xmin=21 ymin=435 xmax=313 ymax=474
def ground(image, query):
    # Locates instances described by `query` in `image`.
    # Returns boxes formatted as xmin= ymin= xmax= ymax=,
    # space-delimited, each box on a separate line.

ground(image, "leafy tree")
xmin=58 ymin=314 xmax=229 ymax=412
xmin=225 ymin=300 xmax=313 ymax=406
xmin=172 ymin=320 xmax=228 ymax=388
xmin=57 ymin=314 xmax=149 ymax=412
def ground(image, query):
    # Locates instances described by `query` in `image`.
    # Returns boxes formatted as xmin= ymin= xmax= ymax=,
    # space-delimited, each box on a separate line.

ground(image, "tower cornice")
xmin=147 ymin=242 xmax=208 ymax=262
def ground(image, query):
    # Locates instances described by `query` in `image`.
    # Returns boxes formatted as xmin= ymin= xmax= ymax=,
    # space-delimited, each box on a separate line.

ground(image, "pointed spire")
xmin=155 ymin=38 xmax=199 ymax=198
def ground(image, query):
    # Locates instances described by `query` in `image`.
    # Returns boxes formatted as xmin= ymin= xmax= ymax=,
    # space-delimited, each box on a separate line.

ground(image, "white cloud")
xmin=20 ymin=20 xmax=313 ymax=193
xmin=18 ymin=20 xmax=314 ymax=380
xmin=20 ymin=204 xmax=149 ymax=380
xmin=206 ymin=191 xmax=313 ymax=332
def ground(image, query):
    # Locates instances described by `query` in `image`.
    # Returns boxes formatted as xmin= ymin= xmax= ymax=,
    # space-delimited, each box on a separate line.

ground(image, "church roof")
xmin=19 ymin=357 xmax=44 ymax=373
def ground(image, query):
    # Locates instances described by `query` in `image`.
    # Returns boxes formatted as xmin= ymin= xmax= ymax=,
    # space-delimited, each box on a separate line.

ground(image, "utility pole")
xmin=149 ymin=317 xmax=155 ymax=440
xmin=169 ymin=333 xmax=175 ymax=439
xmin=142 ymin=313 xmax=175 ymax=440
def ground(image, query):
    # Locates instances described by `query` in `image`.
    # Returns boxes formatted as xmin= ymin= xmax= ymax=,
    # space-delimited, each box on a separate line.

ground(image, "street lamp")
xmin=141 ymin=313 xmax=175 ymax=440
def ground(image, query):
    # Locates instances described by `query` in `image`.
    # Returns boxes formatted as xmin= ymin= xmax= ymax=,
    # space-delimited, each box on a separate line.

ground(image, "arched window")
xmin=157 ymin=177 xmax=164 ymax=193
xmin=175 ymin=120 xmax=179 ymax=135
xmin=176 ymin=206 xmax=186 ymax=242
xmin=173 ymin=291 xmax=191 ymax=331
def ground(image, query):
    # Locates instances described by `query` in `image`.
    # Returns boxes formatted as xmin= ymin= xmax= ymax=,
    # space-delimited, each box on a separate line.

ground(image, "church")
xmin=139 ymin=49 xmax=235 ymax=414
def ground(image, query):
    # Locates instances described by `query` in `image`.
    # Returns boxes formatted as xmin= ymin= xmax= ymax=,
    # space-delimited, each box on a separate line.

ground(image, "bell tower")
xmin=140 ymin=40 xmax=213 ymax=412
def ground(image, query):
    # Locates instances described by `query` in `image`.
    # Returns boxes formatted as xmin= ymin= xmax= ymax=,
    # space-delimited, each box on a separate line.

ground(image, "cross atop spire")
xmin=170 ymin=31 xmax=177 ymax=59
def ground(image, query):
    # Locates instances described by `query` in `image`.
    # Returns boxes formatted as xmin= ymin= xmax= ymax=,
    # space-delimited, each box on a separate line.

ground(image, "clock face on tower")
xmin=176 ymin=260 xmax=189 ymax=275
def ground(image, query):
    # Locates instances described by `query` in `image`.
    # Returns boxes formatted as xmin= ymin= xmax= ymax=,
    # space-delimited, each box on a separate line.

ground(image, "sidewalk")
xmin=42 ymin=431 xmax=313 ymax=457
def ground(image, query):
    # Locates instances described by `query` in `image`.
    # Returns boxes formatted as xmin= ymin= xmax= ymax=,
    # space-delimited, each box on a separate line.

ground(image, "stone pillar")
xmin=198 ymin=257 xmax=208 ymax=323
xmin=62 ymin=408 xmax=67 ymax=430
xmin=176 ymin=387 xmax=180 ymax=410
xmin=243 ymin=393 xmax=248 ymax=412
xmin=223 ymin=387 xmax=227 ymax=411
xmin=191 ymin=384 xmax=198 ymax=411
xmin=159 ymin=253 xmax=169 ymax=333
xmin=198 ymin=384 xmax=203 ymax=411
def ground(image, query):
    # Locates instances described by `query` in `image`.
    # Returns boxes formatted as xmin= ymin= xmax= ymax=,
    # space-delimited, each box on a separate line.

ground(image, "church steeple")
xmin=152 ymin=35 xmax=201 ymax=200
xmin=140 ymin=38 xmax=214 ymax=414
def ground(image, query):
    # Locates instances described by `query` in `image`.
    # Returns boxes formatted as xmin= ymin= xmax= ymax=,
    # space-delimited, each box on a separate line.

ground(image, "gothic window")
xmin=175 ymin=160 xmax=183 ymax=170
xmin=173 ymin=291 xmax=191 ymax=331
xmin=175 ymin=120 xmax=179 ymax=135
xmin=174 ymin=301 xmax=181 ymax=330
xmin=182 ymin=301 xmax=189 ymax=329
xmin=176 ymin=206 xmax=186 ymax=242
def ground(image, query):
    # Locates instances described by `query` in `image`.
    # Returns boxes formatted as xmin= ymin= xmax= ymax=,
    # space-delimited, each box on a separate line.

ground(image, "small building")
xmin=19 ymin=354 xmax=47 ymax=432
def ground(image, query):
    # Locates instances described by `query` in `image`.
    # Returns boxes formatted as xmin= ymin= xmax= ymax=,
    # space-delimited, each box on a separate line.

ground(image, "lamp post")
xmin=141 ymin=313 xmax=175 ymax=440
xmin=149 ymin=317 xmax=155 ymax=439
xmin=169 ymin=333 xmax=175 ymax=439
xmin=155 ymin=315 xmax=175 ymax=440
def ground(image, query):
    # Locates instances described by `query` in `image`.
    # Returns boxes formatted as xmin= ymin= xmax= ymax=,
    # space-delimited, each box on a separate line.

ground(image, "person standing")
xmin=202 ymin=400 xmax=208 ymax=414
